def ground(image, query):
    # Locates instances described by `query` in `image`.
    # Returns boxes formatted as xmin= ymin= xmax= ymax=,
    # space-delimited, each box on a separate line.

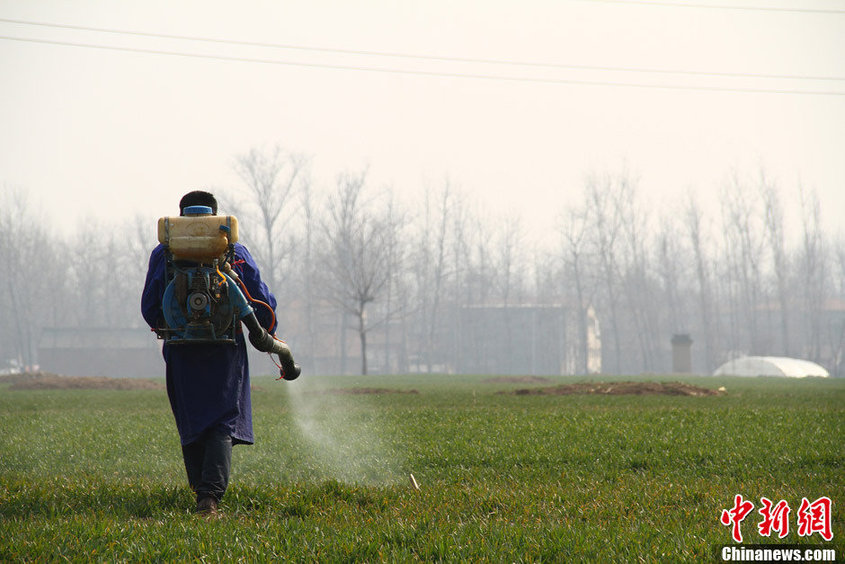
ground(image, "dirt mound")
xmin=483 ymin=376 xmax=553 ymax=384
xmin=507 ymin=381 xmax=722 ymax=397
xmin=313 ymin=387 xmax=419 ymax=395
xmin=1 ymin=372 xmax=165 ymax=391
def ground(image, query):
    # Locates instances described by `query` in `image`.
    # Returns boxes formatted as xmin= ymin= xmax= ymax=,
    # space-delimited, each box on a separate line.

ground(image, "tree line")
xmin=2 ymin=146 xmax=843 ymax=377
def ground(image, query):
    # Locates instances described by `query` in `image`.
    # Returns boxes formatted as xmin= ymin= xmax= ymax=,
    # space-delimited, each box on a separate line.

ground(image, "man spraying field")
xmin=141 ymin=190 xmax=300 ymax=515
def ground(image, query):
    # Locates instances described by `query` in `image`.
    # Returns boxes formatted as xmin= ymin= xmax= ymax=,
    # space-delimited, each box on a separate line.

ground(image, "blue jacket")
xmin=141 ymin=242 xmax=277 ymax=446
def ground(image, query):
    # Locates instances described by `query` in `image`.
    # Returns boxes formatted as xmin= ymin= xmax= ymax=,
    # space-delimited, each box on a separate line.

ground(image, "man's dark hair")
xmin=179 ymin=190 xmax=218 ymax=215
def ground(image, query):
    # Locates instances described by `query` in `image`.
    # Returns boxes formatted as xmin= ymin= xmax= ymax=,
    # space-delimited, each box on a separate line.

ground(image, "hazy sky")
xmin=1 ymin=0 xmax=843 ymax=245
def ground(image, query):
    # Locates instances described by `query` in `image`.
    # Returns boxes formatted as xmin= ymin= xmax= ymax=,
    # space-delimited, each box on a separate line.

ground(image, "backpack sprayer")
xmin=155 ymin=205 xmax=300 ymax=381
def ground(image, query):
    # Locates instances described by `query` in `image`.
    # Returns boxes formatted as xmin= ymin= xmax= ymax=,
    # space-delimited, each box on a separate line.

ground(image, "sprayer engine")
xmin=154 ymin=206 xmax=301 ymax=381
xmin=162 ymin=262 xmax=236 ymax=343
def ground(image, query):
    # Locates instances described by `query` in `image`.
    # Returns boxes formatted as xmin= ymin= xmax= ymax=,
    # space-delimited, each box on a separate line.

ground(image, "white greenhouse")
xmin=713 ymin=356 xmax=830 ymax=378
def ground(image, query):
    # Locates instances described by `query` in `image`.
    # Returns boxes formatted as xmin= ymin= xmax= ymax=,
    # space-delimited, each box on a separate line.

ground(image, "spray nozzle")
xmin=279 ymin=359 xmax=301 ymax=381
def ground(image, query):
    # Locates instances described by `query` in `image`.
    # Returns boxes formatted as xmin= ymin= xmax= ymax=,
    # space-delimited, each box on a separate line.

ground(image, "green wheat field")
xmin=1 ymin=372 xmax=842 ymax=562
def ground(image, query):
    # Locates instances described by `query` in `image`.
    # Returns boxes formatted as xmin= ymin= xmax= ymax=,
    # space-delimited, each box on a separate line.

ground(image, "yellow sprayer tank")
xmin=157 ymin=215 xmax=239 ymax=261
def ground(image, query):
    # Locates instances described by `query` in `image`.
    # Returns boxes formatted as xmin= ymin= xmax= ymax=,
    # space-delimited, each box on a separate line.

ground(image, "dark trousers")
xmin=181 ymin=428 xmax=232 ymax=502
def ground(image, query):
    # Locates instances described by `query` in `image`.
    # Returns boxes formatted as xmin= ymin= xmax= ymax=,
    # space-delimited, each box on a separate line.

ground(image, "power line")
xmin=2 ymin=34 xmax=844 ymax=97
xmin=579 ymin=0 xmax=845 ymax=14
xmin=2 ymin=17 xmax=844 ymax=82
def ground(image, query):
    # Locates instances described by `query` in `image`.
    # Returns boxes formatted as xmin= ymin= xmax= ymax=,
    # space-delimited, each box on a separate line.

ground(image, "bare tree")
xmin=615 ymin=175 xmax=660 ymax=372
xmin=129 ymin=214 xmax=156 ymax=274
xmin=760 ymin=174 xmax=790 ymax=355
xmin=491 ymin=213 xmax=525 ymax=372
xmin=685 ymin=193 xmax=717 ymax=371
xmin=834 ymin=235 xmax=845 ymax=299
xmin=584 ymin=171 xmax=625 ymax=373
xmin=830 ymin=235 xmax=845 ymax=377
xmin=0 ymin=188 xmax=65 ymax=369
xmin=655 ymin=207 xmax=689 ymax=338
xmin=409 ymin=180 xmax=455 ymax=372
xmin=299 ymin=179 xmax=321 ymax=371
xmin=720 ymin=173 xmax=765 ymax=355
xmin=446 ymin=191 xmax=475 ymax=373
xmin=379 ymin=189 xmax=409 ymax=373
xmin=797 ymin=185 xmax=828 ymax=362
xmin=558 ymin=203 xmax=595 ymax=374
xmin=469 ymin=210 xmax=495 ymax=307
xmin=316 ymin=170 xmax=403 ymax=375
xmin=493 ymin=214 xmax=525 ymax=308
xmin=227 ymin=145 xmax=309 ymax=294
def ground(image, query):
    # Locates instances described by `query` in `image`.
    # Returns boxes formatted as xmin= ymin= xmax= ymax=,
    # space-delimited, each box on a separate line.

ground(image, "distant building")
xmin=38 ymin=327 xmax=162 ymax=378
xmin=278 ymin=300 xmax=601 ymax=376
xmin=456 ymin=304 xmax=601 ymax=376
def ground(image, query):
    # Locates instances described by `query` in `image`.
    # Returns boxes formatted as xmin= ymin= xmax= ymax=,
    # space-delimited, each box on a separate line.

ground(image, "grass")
xmin=0 ymin=373 xmax=842 ymax=561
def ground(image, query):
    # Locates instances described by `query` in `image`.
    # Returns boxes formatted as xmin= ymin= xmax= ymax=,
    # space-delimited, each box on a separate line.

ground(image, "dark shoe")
xmin=196 ymin=496 xmax=218 ymax=516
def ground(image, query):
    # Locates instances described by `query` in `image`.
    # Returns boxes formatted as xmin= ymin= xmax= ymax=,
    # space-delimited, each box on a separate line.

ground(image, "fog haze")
xmin=2 ymin=1 xmax=844 ymax=378
xmin=2 ymin=0 xmax=843 ymax=243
